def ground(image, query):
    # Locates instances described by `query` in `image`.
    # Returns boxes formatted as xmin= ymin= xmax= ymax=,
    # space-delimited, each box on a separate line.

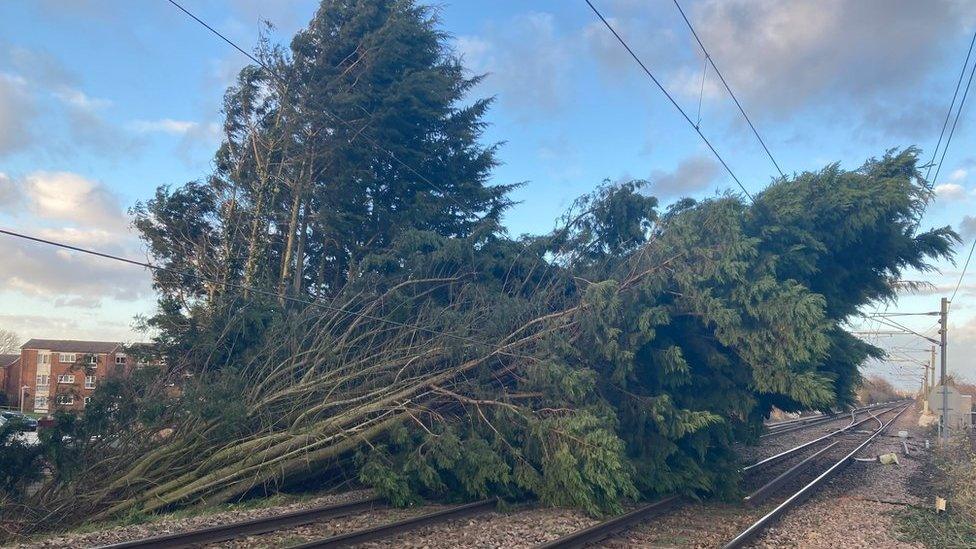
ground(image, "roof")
xmin=21 ymin=339 xmax=121 ymax=354
xmin=0 ymin=354 xmax=18 ymax=368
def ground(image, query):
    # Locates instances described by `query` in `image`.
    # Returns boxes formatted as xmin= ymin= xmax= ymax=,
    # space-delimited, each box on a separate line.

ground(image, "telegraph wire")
xmin=671 ymin=0 xmax=786 ymax=179
xmin=584 ymin=0 xmax=754 ymax=201
xmin=0 ymin=228 xmax=518 ymax=350
xmin=926 ymin=30 xmax=976 ymax=185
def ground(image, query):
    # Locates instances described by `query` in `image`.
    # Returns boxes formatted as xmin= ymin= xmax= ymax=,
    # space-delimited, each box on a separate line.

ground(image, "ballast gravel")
xmin=6 ymin=405 xmax=933 ymax=548
xmin=6 ymin=489 xmax=372 ymax=549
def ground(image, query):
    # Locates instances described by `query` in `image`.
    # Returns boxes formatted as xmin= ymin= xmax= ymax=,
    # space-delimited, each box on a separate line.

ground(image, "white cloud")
xmin=569 ymin=0 xmax=970 ymax=140
xmin=0 ymin=173 xmax=23 ymax=213
xmin=649 ymin=155 xmax=723 ymax=199
xmin=0 ymin=171 xmax=149 ymax=308
xmin=935 ymin=183 xmax=967 ymax=200
xmin=961 ymin=215 xmax=976 ymax=241
xmin=23 ymin=171 xmax=127 ymax=232
xmin=131 ymin=119 xmax=200 ymax=135
xmin=52 ymin=88 xmax=111 ymax=111
xmin=1 ymin=45 xmax=137 ymax=158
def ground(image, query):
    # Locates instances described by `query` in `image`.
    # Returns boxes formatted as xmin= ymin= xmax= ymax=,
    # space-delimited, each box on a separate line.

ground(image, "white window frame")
xmin=57 ymin=374 xmax=75 ymax=384
xmin=84 ymin=375 xmax=96 ymax=389
xmin=84 ymin=396 xmax=92 ymax=405
xmin=36 ymin=374 xmax=50 ymax=387
xmin=34 ymin=395 xmax=48 ymax=409
xmin=38 ymin=352 xmax=50 ymax=365
xmin=58 ymin=353 xmax=76 ymax=363
xmin=87 ymin=355 xmax=98 ymax=365
xmin=56 ymin=394 xmax=74 ymax=405
xmin=115 ymin=354 xmax=126 ymax=365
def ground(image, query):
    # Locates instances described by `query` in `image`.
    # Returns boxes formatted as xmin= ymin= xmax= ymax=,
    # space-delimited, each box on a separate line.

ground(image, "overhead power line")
xmin=930 ymin=34 xmax=976 ymax=190
xmin=926 ymin=30 xmax=976 ymax=185
xmin=951 ymin=238 xmax=975 ymax=303
xmin=0 ymin=228 xmax=515 ymax=351
xmin=584 ymin=0 xmax=754 ymax=201
xmin=671 ymin=0 xmax=785 ymax=179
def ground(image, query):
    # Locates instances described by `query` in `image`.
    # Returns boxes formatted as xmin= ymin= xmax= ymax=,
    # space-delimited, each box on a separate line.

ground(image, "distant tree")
xmin=0 ymin=330 xmax=19 ymax=354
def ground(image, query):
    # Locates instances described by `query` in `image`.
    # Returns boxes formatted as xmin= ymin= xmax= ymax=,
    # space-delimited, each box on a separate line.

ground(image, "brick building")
xmin=1 ymin=353 xmax=19 ymax=405
xmin=16 ymin=339 xmax=133 ymax=414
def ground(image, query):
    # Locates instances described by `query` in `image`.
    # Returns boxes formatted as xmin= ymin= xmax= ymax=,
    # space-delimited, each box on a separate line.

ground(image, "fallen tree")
xmin=0 ymin=150 xmax=957 ymax=538
xmin=0 ymin=0 xmax=959 ymax=538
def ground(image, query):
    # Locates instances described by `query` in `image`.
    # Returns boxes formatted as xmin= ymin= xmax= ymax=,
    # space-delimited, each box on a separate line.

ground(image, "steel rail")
xmin=722 ymin=403 xmax=912 ymax=549
xmin=97 ymin=496 xmax=382 ymax=549
xmin=534 ymin=496 xmax=681 ymax=549
xmin=743 ymin=403 xmax=902 ymax=473
xmin=762 ymin=401 xmax=895 ymax=437
xmin=291 ymin=498 xmax=497 ymax=548
xmin=743 ymin=441 xmax=839 ymax=506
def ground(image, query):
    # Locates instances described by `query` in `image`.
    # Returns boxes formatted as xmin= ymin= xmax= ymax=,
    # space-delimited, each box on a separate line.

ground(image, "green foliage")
xmin=5 ymin=0 xmax=957 ymax=536
xmin=0 ymin=425 xmax=43 ymax=498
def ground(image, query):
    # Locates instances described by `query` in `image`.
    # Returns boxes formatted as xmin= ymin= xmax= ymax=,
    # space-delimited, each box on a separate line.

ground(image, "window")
xmin=38 ymin=353 xmax=50 ymax=364
xmin=56 ymin=394 xmax=73 ymax=405
xmin=58 ymin=353 xmax=76 ymax=363
xmin=84 ymin=396 xmax=92 ymax=405
xmin=115 ymin=355 xmax=126 ymax=365
xmin=36 ymin=375 xmax=50 ymax=387
xmin=57 ymin=374 xmax=75 ymax=384
xmin=87 ymin=355 xmax=98 ymax=365
xmin=34 ymin=396 xmax=47 ymax=409
xmin=85 ymin=376 xmax=96 ymax=389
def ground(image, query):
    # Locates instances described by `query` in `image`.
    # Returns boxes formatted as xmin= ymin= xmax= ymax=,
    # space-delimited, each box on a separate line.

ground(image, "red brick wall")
xmin=18 ymin=349 xmax=121 ymax=415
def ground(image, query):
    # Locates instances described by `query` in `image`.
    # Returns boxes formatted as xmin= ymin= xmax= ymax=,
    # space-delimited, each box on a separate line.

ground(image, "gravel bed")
xmin=752 ymin=497 xmax=921 ymax=548
xmin=597 ymin=501 xmax=764 ymax=548
xmin=748 ymin=405 xmax=929 ymax=548
xmin=597 ymin=405 xmax=929 ymax=548
xmin=356 ymin=506 xmax=598 ymax=548
xmin=209 ymin=504 xmax=450 ymax=548
xmin=7 ymin=490 xmax=373 ymax=549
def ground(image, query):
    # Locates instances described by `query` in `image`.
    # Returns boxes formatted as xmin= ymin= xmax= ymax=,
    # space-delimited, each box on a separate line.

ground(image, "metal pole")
xmin=931 ymin=345 xmax=937 ymax=389
xmin=922 ymin=358 xmax=930 ymax=414
xmin=19 ymin=385 xmax=27 ymax=414
xmin=939 ymin=297 xmax=949 ymax=439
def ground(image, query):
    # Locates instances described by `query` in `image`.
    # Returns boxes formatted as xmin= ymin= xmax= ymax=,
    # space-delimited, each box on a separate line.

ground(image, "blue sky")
xmin=0 ymin=0 xmax=975 ymax=388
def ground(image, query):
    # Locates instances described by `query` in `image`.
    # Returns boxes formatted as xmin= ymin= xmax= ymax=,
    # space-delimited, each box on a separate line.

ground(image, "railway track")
xmin=97 ymin=498 xmax=497 ymax=549
xmin=95 ymin=401 xmax=911 ymax=549
xmin=761 ymin=400 xmax=900 ymax=438
xmin=539 ymin=401 xmax=910 ymax=549
xmin=722 ymin=402 xmax=911 ymax=548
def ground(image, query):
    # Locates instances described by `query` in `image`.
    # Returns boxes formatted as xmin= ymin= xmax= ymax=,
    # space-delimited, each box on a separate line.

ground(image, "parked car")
xmin=0 ymin=411 xmax=38 ymax=432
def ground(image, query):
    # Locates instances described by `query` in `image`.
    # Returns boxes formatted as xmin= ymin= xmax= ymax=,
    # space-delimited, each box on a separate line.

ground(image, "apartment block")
xmin=17 ymin=339 xmax=134 ymax=414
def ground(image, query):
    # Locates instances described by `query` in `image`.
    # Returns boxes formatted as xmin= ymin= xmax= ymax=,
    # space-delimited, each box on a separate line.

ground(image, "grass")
xmin=894 ymin=432 xmax=976 ymax=548
xmin=894 ymin=506 xmax=976 ymax=548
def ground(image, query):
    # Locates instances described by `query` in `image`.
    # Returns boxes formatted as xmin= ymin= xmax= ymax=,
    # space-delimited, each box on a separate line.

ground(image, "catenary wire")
xmin=584 ymin=0 xmax=754 ymax=201
xmin=0 ymin=227 xmax=524 ymax=351
xmin=671 ymin=0 xmax=785 ymax=179
xmin=930 ymin=41 xmax=976 ymax=190
xmin=926 ymin=30 xmax=976 ymax=185
xmin=950 ymin=238 xmax=975 ymax=303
